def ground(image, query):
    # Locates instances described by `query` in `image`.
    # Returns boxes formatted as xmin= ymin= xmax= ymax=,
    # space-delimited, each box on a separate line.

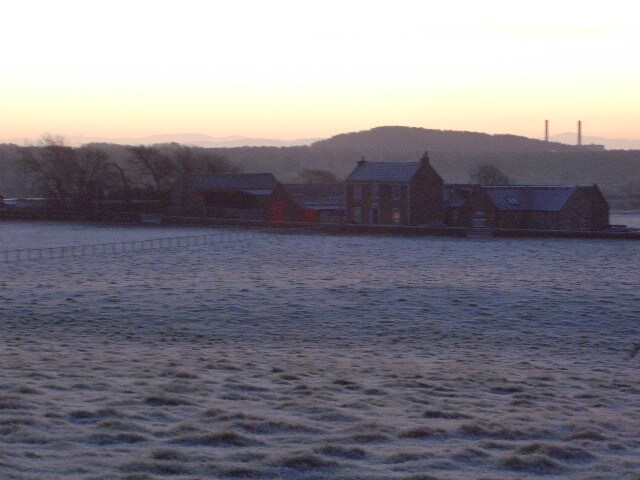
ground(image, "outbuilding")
xmin=170 ymin=173 xmax=300 ymax=223
xmin=444 ymin=184 xmax=609 ymax=231
xmin=284 ymin=184 xmax=345 ymax=224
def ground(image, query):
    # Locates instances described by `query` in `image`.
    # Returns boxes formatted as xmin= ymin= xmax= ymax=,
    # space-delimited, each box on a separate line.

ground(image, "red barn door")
xmin=270 ymin=201 xmax=286 ymax=223
xmin=303 ymin=208 xmax=319 ymax=224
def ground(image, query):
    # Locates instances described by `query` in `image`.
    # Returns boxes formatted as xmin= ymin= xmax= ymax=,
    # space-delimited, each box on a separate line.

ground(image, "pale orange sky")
xmin=1 ymin=0 xmax=639 ymax=142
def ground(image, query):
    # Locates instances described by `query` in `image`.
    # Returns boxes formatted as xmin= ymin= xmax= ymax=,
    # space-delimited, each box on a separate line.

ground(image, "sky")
xmin=1 ymin=0 xmax=639 ymax=142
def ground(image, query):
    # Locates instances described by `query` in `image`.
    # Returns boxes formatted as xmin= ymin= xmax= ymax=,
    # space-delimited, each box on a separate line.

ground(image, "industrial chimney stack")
xmin=545 ymin=120 xmax=549 ymax=142
xmin=578 ymin=120 xmax=582 ymax=146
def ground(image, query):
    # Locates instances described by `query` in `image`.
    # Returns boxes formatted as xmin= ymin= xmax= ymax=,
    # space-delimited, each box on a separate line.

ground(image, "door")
xmin=270 ymin=201 xmax=286 ymax=223
xmin=471 ymin=210 xmax=486 ymax=228
xmin=370 ymin=208 xmax=379 ymax=224
xmin=303 ymin=208 xmax=319 ymax=223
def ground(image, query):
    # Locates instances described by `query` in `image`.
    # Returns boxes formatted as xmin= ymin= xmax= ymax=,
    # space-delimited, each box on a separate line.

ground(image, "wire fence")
xmin=0 ymin=229 xmax=268 ymax=263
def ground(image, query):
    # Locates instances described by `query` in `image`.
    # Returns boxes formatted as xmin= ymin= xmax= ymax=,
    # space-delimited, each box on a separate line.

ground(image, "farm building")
xmin=284 ymin=184 xmax=345 ymax=224
xmin=345 ymin=152 xmax=444 ymax=226
xmin=443 ymin=184 xmax=490 ymax=228
xmin=444 ymin=184 xmax=609 ymax=231
xmin=170 ymin=173 xmax=300 ymax=222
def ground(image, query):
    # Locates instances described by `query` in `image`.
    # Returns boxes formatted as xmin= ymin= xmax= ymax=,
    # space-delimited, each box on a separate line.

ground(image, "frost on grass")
xmin=171 ymin=431 xmax=261 ymax=447
xmin=499 ymin=454 xmax=567 ymax=475
xmin=269 ymin=451 xmax=336 ymax=471
xmin=1 ymin=224 xmax=640 ymax=479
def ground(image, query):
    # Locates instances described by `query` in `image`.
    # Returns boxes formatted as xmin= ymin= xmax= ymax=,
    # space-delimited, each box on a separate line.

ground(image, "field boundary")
xmin=0 ymin=229 xmax=269 ymax=263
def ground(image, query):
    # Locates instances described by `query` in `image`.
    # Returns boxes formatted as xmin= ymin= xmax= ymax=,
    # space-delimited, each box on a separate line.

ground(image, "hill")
xmin=313 ymin=126 xmax=578 ymax=154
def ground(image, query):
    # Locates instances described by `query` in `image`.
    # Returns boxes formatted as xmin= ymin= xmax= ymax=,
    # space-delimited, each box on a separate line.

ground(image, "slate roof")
xmin=185 ymin=173 xmax=278 ymax=192
xmin=284 ymin=184 xmax=344 ymax=210
xmin=444 ymin=184 xmax=481 ymax=209
xmin=483 ymin=186 xmax=577 ymax=211
xmin=346 ymin=162 xmax=421 ymax=183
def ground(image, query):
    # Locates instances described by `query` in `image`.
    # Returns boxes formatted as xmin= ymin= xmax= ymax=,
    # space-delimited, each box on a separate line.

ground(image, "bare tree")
xmin=125 ymin=144 xmax=239 ymax=198
xmin=168 ymin=144 xmax=240 ymax=176
xmin=295 ymin=168 xmax=340 ymax=184
xmin=126 ymin=146 xmax=176 ymax=196
xmin=20 ymin=136 xmax=117 ymax=211
xmin=470 ymin=163 xmax=514 ymax=185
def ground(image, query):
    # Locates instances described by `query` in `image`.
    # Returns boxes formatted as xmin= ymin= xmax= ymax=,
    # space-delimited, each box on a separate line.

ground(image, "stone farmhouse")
xmin=344 ymin=152 xmax=444 ymax=226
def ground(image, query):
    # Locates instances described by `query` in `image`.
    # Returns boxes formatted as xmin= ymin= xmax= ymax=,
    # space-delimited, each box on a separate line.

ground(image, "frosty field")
xmin=1 ymin=222 xmax=639 ymax=480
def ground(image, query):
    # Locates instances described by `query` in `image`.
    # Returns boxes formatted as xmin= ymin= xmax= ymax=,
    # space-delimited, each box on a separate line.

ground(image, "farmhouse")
xmin=444 ymin=184 xmax=609 ymax=231
xmin=170 ymin=173 xmax=300 ymax=222
xmin=345 ymin=152 xmax=444 ymax=226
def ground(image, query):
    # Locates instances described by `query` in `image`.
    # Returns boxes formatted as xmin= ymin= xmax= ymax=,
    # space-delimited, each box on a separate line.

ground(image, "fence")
xmin=0 ymin=229 xmax=267 ymax=263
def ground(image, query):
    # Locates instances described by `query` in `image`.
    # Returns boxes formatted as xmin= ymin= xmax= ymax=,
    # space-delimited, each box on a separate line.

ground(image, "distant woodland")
xmin=2 ymin=126 xmax=639 ymax=209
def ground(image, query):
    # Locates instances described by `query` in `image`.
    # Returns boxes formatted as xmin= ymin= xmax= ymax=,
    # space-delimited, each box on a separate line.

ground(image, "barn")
xmin=170 ymin=173 xmax=300 ymax=223
xmin=444 ymin=184 xmax=609 ymax=231
xmin=284 ymin=184 xmax=345 ymax=224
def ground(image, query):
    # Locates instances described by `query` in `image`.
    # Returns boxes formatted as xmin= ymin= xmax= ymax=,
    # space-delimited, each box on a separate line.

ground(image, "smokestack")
xmin=578 ymin=120 xmax=582 ymax=146
xmin=545 ymin=120 xmax=549 ymax=142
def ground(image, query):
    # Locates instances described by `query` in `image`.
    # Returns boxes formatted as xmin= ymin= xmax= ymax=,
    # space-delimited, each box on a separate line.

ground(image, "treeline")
xmin=8 ymin=137 xmax=238 ymax=212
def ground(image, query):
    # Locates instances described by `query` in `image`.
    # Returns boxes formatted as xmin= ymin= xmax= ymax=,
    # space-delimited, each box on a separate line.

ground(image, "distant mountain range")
xmin=6 ymin=133 xmax=322 ymax=148
xmin=6 ymin=128 xmax=640 ymax=151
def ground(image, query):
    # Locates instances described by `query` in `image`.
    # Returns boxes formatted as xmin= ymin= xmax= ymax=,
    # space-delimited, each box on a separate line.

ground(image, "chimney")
xmin=578 ymin=120 xmax=582 ymax=146
xmin=545 ymin=120 xmax=549 ymax=142
xmin=421 ymin=151 xmax=430 ymax=165
xmin=357 ymin=156 xmax=366 ymax=167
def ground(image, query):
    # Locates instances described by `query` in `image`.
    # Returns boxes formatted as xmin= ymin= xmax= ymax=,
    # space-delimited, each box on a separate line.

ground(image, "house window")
xmin=371 ymin=184 xmax=379 ymax=200
xmin=370 ymin=208 xmax=379 ymax=224
xmin=391 ymin=185 xmax=402 ymax=201
xmin=391 ymin=208 xmax=402 ymax=224
xmin=352 ymin=184 xmax=362 ymax=200
xmin=505 ymin=196 xmax=519 ymax=206
xmin=352 ymin=206 xmax=362 ymax=224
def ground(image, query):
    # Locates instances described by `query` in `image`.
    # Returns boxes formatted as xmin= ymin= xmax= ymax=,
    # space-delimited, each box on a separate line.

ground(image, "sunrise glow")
xmin=1 ymin=0 xmax=639 ymax=142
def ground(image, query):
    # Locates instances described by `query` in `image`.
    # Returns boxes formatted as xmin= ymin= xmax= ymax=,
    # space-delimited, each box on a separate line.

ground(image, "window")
xmin=352 ymin=184 xmax=362 ymax=200
xmin=371 ymin=184 xmax=379 ymax=200
xmin=391 ymin=208 xmax=402 ymax=224
xmin=391 ymin=185 xmax=402 ymax=201
xmin=370 ymin=208 xmax=379 ymax=224
xmin=505 ymin=196 xmax=519 ymax=206
xmin=352 ymin=206 xmax=362 ymax=224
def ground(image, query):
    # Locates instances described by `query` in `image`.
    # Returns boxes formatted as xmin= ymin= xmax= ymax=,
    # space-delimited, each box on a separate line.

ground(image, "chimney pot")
xmin=357 ymin=156 xmax=366 ymax=167
xmin=421 ymin=151 xmax=430 ymax=165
